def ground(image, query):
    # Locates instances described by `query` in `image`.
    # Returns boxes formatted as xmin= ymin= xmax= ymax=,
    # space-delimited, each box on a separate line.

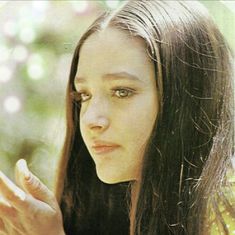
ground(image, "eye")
xmin=70 ymin=91 xmax=91 ymax=103
xmin=112 ymin=87 xmax=135 ymax=98
xmin=79 ymin=91 xmax=91 ymax=102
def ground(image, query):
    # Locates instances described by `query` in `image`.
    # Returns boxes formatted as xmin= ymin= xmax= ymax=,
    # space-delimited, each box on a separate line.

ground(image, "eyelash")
xmin=71 ymin=87 xmax=136 ymax=103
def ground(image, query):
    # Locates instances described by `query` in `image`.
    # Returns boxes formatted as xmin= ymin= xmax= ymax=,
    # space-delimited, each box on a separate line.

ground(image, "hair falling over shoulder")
xmin=54 ymin=1 xmax=235 ymax=234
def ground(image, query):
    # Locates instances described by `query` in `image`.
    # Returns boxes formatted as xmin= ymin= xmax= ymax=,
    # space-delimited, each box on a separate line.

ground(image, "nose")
xmin=81 ymin=98 xmax=110 ymax=132
xmin=87 ymin=116 xmax=109 ymax=131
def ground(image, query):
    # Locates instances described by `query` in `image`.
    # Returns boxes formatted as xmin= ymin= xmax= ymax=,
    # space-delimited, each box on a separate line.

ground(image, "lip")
xmin=91 ymin=140 xmax=120 ymax=154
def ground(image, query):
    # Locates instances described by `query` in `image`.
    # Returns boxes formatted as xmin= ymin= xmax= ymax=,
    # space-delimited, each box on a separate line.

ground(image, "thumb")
xmin=15 ymin=159 xmax=56 ymax=208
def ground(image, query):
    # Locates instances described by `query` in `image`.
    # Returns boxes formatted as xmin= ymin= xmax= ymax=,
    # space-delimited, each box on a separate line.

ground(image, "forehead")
xmin=77 ymin=27 xmax=153 ymax=79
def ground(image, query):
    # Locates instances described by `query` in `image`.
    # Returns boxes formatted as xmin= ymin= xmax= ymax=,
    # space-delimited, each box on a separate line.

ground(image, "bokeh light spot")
xmin=3 ymin=96 xmax=21 ymax=113
xmin=27 ymin=64 xmax=44 ymax=80
xmin=19 ymin=27 xmax=36 ymax=43
xmin=0 ymin=45 xmax=11 ymax=62
xmin=0 ymin=66 xmax=12 ymax=83
xmin=32 ymin=1 xmax=49 ymax=12
xmin=12 ymin=45 xmax=28 ymax=62
xmin=105 ymin=0 xmax=120 ymax=9
xmin=27 ymin=53 xmax=44 ymax=80
xmin=71 ymin=1 xmax=88 ymax=13
xmin=3 ymin=20 xmax=17 ymax=37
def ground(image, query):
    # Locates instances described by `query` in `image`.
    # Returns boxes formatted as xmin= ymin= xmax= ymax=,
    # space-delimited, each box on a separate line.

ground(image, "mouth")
xmin=91 ymin=145 xmax=120 ymax=154
xmin=91 ymin=140 xmax=120 ymax=155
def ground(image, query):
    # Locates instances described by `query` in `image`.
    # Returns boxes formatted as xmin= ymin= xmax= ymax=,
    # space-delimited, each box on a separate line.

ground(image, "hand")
xmin=0 ymin=159 xmax=65 ymax=235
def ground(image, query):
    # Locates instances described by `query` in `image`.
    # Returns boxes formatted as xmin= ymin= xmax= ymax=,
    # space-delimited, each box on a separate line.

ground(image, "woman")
xmin=0 ymin=1 xmax=234 ymax=235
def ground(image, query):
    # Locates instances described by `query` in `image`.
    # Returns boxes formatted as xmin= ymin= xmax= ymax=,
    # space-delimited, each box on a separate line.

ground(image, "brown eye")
xmin=80 ymin=92 xmax=91 ymax=102
xmin=113 ymin=88 xmax=134 ymax=98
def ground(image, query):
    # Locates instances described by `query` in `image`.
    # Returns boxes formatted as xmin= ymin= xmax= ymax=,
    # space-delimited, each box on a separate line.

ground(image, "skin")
xmin=0 ymin=159 xmax=65 ymax=235
xmin=0 ymin=26 xmax=158 ymax=234
xmin=76 ymin=27 xmax=158 ymax=184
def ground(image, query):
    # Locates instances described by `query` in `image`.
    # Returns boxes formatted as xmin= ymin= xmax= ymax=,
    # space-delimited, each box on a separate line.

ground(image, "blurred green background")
xmin=0 ymin=0 xmax=234 ymax=191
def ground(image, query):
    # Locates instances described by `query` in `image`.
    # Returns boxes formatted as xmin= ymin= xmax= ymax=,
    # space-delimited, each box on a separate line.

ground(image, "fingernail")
xmin=17 ymin=159 xmax=30 ymax=180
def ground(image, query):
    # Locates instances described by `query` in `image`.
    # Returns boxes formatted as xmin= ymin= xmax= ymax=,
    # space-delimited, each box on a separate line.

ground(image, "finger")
xmin=0 ymin=218 xmax=4 ymax=229
xmin=0 ymin=198 xmax=18 ymax=220
xmin=14 ymin=159 xmax=29 ymax=192
xmin=15 ymin=159 xmax=57 ymax=208
xmin=0 ymin=218 xmax=6 ymax=234
xmin=0 ymin=171 xmax=26 ymax=210
xmin=0 ymin=198 xmax=24 ymax=235
xmin=0 ymin=199 xmax=26 ymax=235
xmin=14 ymin=160 xmax=24 ymax=190
xmin=2 ymin=219 xmax=25 ymax=235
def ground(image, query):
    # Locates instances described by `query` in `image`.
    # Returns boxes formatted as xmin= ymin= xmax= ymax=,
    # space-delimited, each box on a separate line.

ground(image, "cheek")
xmin=130 ymin=118 xmax=154 ymax=148
xmin=120 ymin=104 xmax=157 ymax=151
xmin=79 ymin=117 xmax=87 ymax=143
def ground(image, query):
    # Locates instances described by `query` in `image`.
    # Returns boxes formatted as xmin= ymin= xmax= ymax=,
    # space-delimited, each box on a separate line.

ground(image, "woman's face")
xmin=75 ymin=27 xmax=158 ymax=184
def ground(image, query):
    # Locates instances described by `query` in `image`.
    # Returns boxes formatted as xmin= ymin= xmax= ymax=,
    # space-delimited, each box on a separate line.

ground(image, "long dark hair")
xmin=55 ymin=1 xmax=234 ymax=234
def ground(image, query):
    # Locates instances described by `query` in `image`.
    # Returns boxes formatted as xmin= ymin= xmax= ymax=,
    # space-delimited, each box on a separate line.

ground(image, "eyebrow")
xmin=74 ymin=71 xmax=144 ymax=84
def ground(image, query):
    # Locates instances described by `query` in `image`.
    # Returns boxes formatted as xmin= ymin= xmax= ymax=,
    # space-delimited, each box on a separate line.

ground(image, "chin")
xmin=96 ymin=171 xmax=135 ymax=184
